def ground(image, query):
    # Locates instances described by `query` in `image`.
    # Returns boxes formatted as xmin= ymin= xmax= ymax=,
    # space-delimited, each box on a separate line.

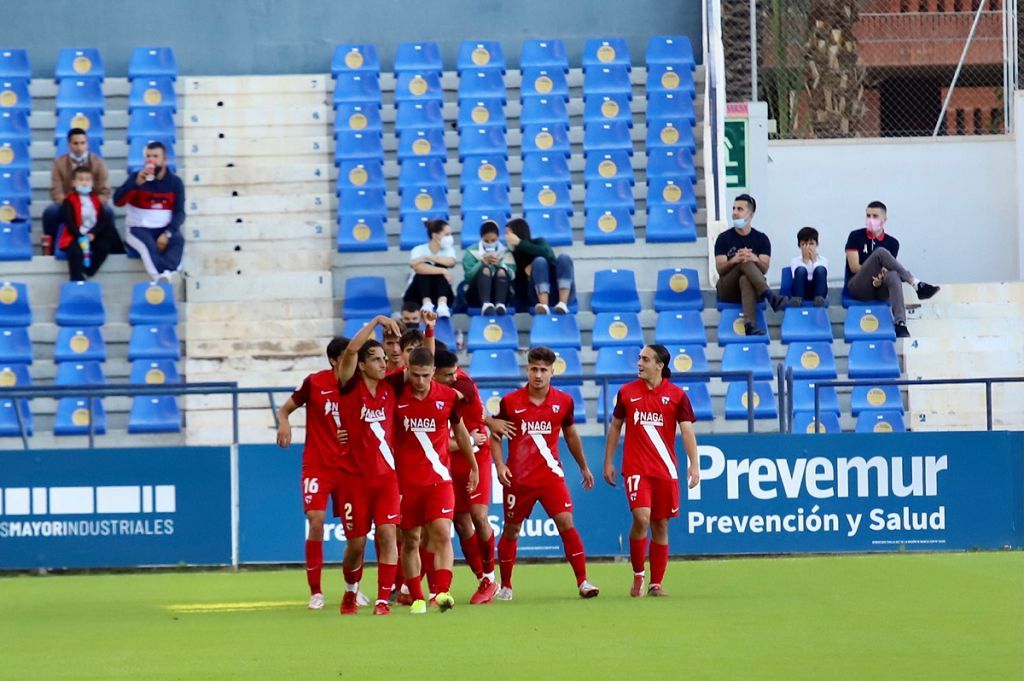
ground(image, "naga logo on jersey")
xmin=360 ymin=405 xmax=387 ymax=423
xmin=522 ymin=420 xmax=553 ymax=435
xmin=323 ymin=400 xmax=338 ymax=418
xmin=403 ymin=417 xmax=437 ymax=433
xmin=633 ymin=410 xmax=665 ymax=427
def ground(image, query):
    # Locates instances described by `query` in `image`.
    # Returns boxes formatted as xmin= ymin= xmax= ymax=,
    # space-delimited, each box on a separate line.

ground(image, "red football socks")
xmin=377 ymin=562 xmax=397 ymax=602
xmin=342 ymin=562 xmax=363 ymax=587
xmin=480 ymin=532 xmax=496 ymax=575
xmin=406 ymin=575 xmax=425 ymax=601
xmin=460 ymin=531 xmax=484 ymax=579
xmin=629 ymin=537 xmax=648 ymax=575
xmin=560 ymin=528 xmax=588 ymax=586
xmin=394 ymin=559 xmax=406 ymax=591
xmin=433 ymin=568 xmax=453 ymax=594
xmin=419 ymin=547 xmax=433 ymax=578
xmin=305 ymin=540 xmax=323 ymax=595
xmin=650 ymin=541 xmax=669 ymax=586
xmin=498 ymin=534 xmax=518 ymax=589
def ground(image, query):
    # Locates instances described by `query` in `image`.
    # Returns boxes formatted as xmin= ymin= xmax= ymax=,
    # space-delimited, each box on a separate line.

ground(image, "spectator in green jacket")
xmin=504 ymin=217 xmax=576 ymax=315
xmin=462 ymin=220 xmax=516 ymax=316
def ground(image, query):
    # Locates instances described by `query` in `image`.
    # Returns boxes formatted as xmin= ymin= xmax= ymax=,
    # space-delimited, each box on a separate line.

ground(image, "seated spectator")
xmin=114 ymin=142 xmax=185 ymax=282
xmin=402 ymin=219 xmax=456 ymax=318
xmin=714 ymin=194 xmax=785 ymax=334
xmin=845 ymin=201 xmax=939 ymax=338
xmin=58 ymin=167 xmax=125 ymax=281
xmin=788 ymin=226 xmax=828 ymax=307
xmin=399 ymin=301 xmax=422 ymax=329
xmin=462 ymin=220 xmax=516 ymax=316
xmin=43 ymin=128 xmax=113 ymax=254
xmin=504 ymin=217 xmax=575 ymax=315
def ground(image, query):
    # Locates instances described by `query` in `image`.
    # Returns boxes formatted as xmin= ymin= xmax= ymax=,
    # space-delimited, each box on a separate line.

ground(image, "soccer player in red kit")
xmin=393 ymin=347 xmax=479 ymax=614
xmin=489 ymin=346 xmax=600 ymax=601
xmin=383 ymin=321 xmax=406 ymax=374
xmin=603 ymin=344 xmax=700 ymax=597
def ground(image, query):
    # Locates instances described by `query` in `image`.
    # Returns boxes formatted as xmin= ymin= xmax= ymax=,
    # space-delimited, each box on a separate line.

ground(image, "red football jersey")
xmin=613 ymin=378 xmax=695 ymax=480
xmin=450 ymin=374 xmax=489 ymax=474
xmin=394 ymin=381 xmax=462 ymax=487
xmin=338 ymin=374 xmax=397 ymax=477
xmin=290 ymin=369 xmax=346 ymax=469
xmin=497 ymin=386 xmax=575 ymax=488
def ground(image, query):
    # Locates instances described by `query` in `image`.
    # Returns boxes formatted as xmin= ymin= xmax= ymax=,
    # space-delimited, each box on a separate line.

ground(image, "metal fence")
xmin=723 ymin=0 xmax=1019 ymax=138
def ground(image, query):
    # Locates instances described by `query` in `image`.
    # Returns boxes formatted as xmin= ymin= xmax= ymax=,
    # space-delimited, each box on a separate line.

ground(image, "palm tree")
xmin=803 ymin=0 xmax=866 ymax=137
xmin=722 ymin=0 xmax=759 ymax=103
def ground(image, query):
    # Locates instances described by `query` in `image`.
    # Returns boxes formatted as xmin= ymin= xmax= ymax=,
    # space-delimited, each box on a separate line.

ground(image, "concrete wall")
xmin=9 ymin=0 xmax=701 ymax=77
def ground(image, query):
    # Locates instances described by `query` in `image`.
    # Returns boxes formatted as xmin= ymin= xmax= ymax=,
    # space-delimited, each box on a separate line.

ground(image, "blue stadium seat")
xmin=529 ymin=314 xmax=582 ymax=349
xmin=847 ymin=341 xmax=900 ymax=379
xmin=461 ymin=184 xmax=510 ymax=212
xmin=460 ymin=210 xmax=510 ymax=247
xmin=792 ymin=410 xmax=842 ymax=434
xmin=395 ymin=72 xmax=444 ymax=103
xmin=791 ymin=379 xmax=840 ymax=414
xmin=128 ymin=78 xmax=177 ymax=112
xmin=400 ymin=213 xmax=447 ymax=251
xmin=844 ymin=305 xmax=896 ymax=342
xmin=0 ymin=80 xmax=30 ymax=112
xmin=583 ymin=66 xmax=632 ymax=96
xmin=851 ymin=385 xmax=904 ymax=416
xmin=395 ymin=42 xmax=442 ymax=73
xmin=722 ymin=343 xmax=773 ymax=381
xmin=584 ymin=150 xmax=634 ymax=184
xmin=784 ymin=342 xmax=837 ymax=380
xmin=54 ymin=108 xmax=104 ymax=145
xmin=0 ymin=50 xmax=29 ymax=79
xmin=337 ymin=160 xmax=386 ymax=191
xmin=583 ymin=38 xmax=631 ymax=69
xmin=596 ymin=382 xmax=628 ymax=423
xmin=334 ymin=103 xmax=383 ymax=135
xmin=0 ymin=363 xmax=29 ymax=389
xmin=718 ymin=309 xmax=770 ymax=345
xmin=856 ymin=410 xmax=906 ymax=433
xmin=552 ymin=347 xmax=583 ymax=381
xmin=520 ymin=39 xmax=568 ymax=71
xmin=395 ymin=100 xmax=444 ymax=131
xmin=582 ymin=94 xmax=633 ymax=126
xmin=0 ymin=197 xmax=29 ymax=224
xmin=56 ymin=78 xmax=104 ymax=110
xmin=342 ymin=276 xmax=391 ymax=319
xmin=130 ymin=358 xmax=180 ymax=385
xmin=129 ymin=396 xmax=181 ymax=434
xmin=396 ymin=128 xmax=446 ymax=161
xmin=0 ymin=170 xmax=29 ymax=200
xmin=469 ymin=349 xmax=520 ymax=381
xmin=399 ymin=186 xmax=449 ymax=218
xmin=54 ymin=327 xmax=106 ymax=363
xmin=667 ymin=344 xmax=709 ymax=381
xmin=342 ymin=317 xmax=381 ymax=341
xmin=458 ymin=98 xmax=507 ymax=130
xmin=520 ymin=96 xmax=568 ymax=126
xmin=654 ymin=268 xmax=702 ymax=312
xmin=592 ymin=313 xmax=643 ymax=349
xmin=129 ymin=47 xmax=178 ymax=79
xmin=585 ymin=179 xmax=634 ymax=210
xmin=331 ymin=44 xmax=380 ymax=76
xmin=0 ymin=222 xmax=30 ymax=261
xmin=646 ymin=147 xmax=697 ymax=181
xmin=459 ymin=69 xmax=507 ymax=100
xmin=648 ymin=210 xmax=698 ymax=250
xmin=647 ymin=36 xmax=696 ymax=69
xmin=337 ymin=189 xmax=386 ymax=217
xmin=126 ymin=138 xmax=177 ymax=173
xmin=591 ymin=269 xmax=641 ymax=313
xmin=331 ymin=73 xmax=382 ymax=105
xmin=583 ymin=121 xmax=633 ymax=153
xmin=337 ymin=215 xmax=388 ymax=253
xmin=56 ymin=48 xmax=104 ymax=81
xmin=655 ymin=311 xmax=706 ymax=346
xmin=476 ymin=385 xmax=516 ymax=417
xmin=680 ymin=382 xmax=713 ymax=421
xmin=461 ymin=156 xmax=510 ymax=187
xmin=0 ymin=141 xmax=30 ymax=171
xmin=334 ymin=131 xmax=384 ymax=164
xmin=561 ymin=384 xmax=587 ymax=423
xmin=55 ymin=361 xmax=104 ymax=386
xmin=467 ymin=315 xmax=518 ymax=351
xmin=521 ymin=153 xmax=570 ymax=183
xmin=458 ymin=41 xmax=506 ymax=72
xmin=0 ymin=281 xmax=30 ymax=326
xmin=780 ymin=307 xmax=833 ymax=343
xmin=397 ymin=158 xmax=446 ymax=188
xmin=520 ymin=68 xmax=569 ymax=100
xmin=127 ymin=108 xmax=176 ymax=142
xmin=521 ymin=124 xmax=570 ymax=156
xmin=523 ymin=210 xmax=573 ymax=247
xmin=0 ymin=398 xmax=32 ymax=437
xmin=595 ymin=346 xmax=641 ymax=377
xmin=521 ymin=182 xmax=572 ymax=213
xmin=129 ymin=281 xmax=176 ymax=325
xmin=0 ymin=327 xmax=31 ymax=363
xmin=459 ymin=126 xmax=508 ymax=160
xmin=648 ymin=178 xmax=697 ymax=210
xmin=434 ymin=316 xmax=456 ymax=350
xmin=129 ymin=325 xmax=180 ymax=361
xmin=647 ymin=64 xmax=696 ymax=96
xmin=584 ymin=207 xmax=635 ymax=245
xmin=56 ymin=281 xmax=105 ymax=326
xmin=725 ymin=381 xmax=777 ymax=420
xmin=0 ymin=110 xmax=30 ymax=141
xmin=646 ymin=119 xmax=696 ymax=153
xmin=55 ymin=397 xmax=107 ymax=435
xmin=648 ymin=92 xmax=697 ymax=125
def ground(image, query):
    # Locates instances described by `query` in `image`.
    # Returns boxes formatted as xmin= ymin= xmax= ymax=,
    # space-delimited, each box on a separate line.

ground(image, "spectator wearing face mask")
xmin=845 ymin=200 xmax=940 ymax=338
xmin=43 ymin=128 xmax=113 ymax=254
xmin=462 ymin=220 xmax=516 ymax=316
xmin=58 ymin=166 xmax=125 ymax=281
xmin=403 ymin=218 xmax=457 ymax=318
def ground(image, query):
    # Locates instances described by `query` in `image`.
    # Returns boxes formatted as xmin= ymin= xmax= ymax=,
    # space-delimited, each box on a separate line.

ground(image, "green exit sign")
xmin=724 ymin=118 xmax=748 ymax=190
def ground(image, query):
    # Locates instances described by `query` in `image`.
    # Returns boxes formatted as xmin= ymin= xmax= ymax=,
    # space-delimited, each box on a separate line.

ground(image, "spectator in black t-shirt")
xmin=714 ymin=194 xmax=785 ymax=335
xmin=845 ymin=201 xmax=939 ymax=338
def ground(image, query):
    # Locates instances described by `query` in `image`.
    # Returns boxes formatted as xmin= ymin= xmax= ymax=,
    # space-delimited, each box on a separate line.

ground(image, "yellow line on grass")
xmin=167 ymin=600 xmax=306 ymax=614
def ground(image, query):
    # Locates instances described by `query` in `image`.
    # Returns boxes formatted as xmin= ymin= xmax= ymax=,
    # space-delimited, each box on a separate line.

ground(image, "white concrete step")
xmin=187 ymin=318 xmax=336 ymax=342
xmin=187 ymin=299 xmax=336 ymax=323
xmin=183 ymin=75 xmax=331 ymax=96
xmin=186 ymin=249 xmax=332 ymax=273
xmin=188 ymin=218 xmax=329 ymax=240
xmin=183 ymin=106 xmax=331 ymax=128
xmin=187 ymin=181 xmax=333 ymax=199
xmin=184 ymin=164 xmax=332 ymax=187
xmin=186 ymin=271 xmax=332 ymax=302
xmin=184 ymin=136 xmax=330 ymax=158
xmin=186 ymin=337 xmax=330 ymax=360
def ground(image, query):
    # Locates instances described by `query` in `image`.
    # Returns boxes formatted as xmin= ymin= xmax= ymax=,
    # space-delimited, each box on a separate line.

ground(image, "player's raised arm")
xmin=421 ymin=309 xmax=437 ymax=355
xmin=452 ymin=419 xmax=480 ymax=493
xmin=276 ymin=397 xmax=299 ymax=448
xmin=563 ymin=423 xmax=594 ymax=490
xmin=679 ymin=420 xmax=700 ymax=489
xmin=602 ymin=416 xmax=625 ymax=486
xmin=336 ymin=315 xmax=401 ymax=386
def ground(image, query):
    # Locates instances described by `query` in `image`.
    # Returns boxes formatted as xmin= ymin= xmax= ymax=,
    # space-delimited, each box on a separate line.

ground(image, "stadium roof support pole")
xmin=750 ymin=0 xmax=758 ymax=102
xmin=933 ymin=0 xmax=989 ymax=137
xmin=231 ymin=392 xmax=240 ymax=569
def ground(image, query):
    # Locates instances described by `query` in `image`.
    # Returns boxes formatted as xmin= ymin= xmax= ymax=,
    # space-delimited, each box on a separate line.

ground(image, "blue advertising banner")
xmin=0 ymin=447 xmax=232 ymax=569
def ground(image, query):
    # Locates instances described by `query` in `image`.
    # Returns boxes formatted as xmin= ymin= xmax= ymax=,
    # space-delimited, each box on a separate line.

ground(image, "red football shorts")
xmin=624 ymin=474 xmax=680 ymax=520
xmin=338 ymin=472 xmax=401 ymax=538
xmin=300 ymin=467 xmax=345 ymax=514
xmin=502 ymin=481 xmax=573 ymax=525
xmin=453 ymin=453 xmax=493 ymax=513
xmin=400 ymin=482 xmax=456 ymax=530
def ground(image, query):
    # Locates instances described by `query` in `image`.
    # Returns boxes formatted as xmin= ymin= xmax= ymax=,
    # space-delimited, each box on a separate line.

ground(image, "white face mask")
xmin=440 ymin=234 xmax=454 ymax=249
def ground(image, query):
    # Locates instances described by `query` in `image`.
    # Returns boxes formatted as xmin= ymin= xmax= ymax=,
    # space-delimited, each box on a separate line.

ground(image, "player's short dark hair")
xmin=383 ymin=320 xmax=406 ymax=341
xmin=67 ymin=127 xmax=87 ymax=141
xmin=326 ymin=336 xmax=349 ymax=360
xmin=408 ymin=347 xmax=434 ymax=368
xmin=867 ymin=200 xmax=887 ymax=213
xmin=424 ymin=218 xmax=448 ymax=238
xmin=480 ymin=220 xmax=500 ymax=237
xmin=72 ymin=166 xmax=93 ymax=178
xmin=796 ymin=226 xmax=819 ymax=245
xmin=145 ymin=140 xmax=166 ymax=153
xmin=357 ymin=339 xmax=383 ymax=364
xmin=433 ymin=340 xmax=449 ymax=353
xmin=735 ymin=193 xmax=757 ymax=213
xmin=527 ymin=346 xmax=556 ymax=366
xmin=647 ymin=344 xmax=672 ymax=379
xmin=505 ymin=217 xmax=532 ymax=242
xmin=401 ymin=300 xmax=421 ymax=314
xmin=434 ymin=349 xmax=458 ymax=370
xmin=400 ymin=328 xmax=424 ymax=350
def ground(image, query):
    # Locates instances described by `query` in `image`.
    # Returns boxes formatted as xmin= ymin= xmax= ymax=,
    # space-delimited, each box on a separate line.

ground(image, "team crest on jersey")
xmin=405 ymin=416 xmax=437 ymax=432
xmin=661 ymin=396 xmax=671 ymax=405
xmin=552 ymin=404 xmax=561 ymax=414
xmin=436 ymin=400 xmax=444 ymax=410
xmin=522 ymin=420 xmax=553 ymax=434
xmin=360 ymin=405 xmax=387 ymax=422
xmin=633 ymin=410 xmax=665 ymax=426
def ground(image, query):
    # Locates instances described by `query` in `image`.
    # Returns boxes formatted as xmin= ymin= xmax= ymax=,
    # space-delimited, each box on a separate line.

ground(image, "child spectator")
xmin=403 ymin=219 xmax=456 ymax=318
xmin=788 ymin=226 xmax=828 ymax=307
xmin=462 ymin=220 xmax=516 ymax=316
xmin=59 ymin=167 xmax=125 ymax=281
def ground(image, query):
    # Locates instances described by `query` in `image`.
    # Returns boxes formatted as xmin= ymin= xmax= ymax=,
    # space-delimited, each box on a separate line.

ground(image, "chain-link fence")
xmin=723 ymin=0 xmax=1019 ymax=138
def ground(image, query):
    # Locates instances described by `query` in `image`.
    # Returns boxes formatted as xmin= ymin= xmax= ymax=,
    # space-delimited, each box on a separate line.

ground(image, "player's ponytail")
xmin=647 ymin=344 xmax=672 ymax=379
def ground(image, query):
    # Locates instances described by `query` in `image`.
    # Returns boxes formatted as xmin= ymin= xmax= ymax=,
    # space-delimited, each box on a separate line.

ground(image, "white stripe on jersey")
xmin=642 ymin=423 xmax=678 ymax=479
xmin=413 ymin=430 xmax=453 ymax=481
xmin=530 ymin=433 xmax=565 ymax=478
xmin=369 ymin=421 xmax=396 ymax=470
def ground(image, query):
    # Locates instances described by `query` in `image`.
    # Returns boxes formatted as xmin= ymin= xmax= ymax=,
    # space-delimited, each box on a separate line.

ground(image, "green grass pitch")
xmin=1 ymin=552 xmax=1020 ymax=680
